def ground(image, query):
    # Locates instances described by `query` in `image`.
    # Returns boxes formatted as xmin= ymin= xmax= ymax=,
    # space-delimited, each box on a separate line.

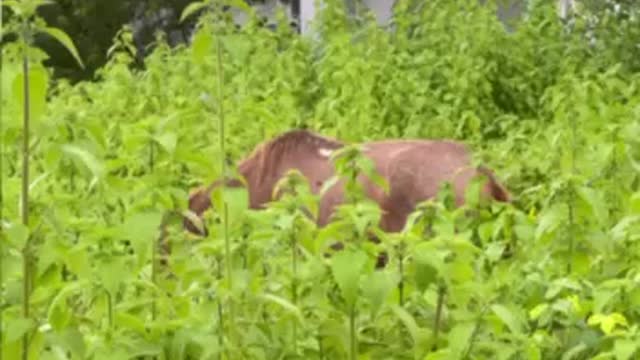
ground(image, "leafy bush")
xmin=2 ymin=0 xmax=640 ymax=359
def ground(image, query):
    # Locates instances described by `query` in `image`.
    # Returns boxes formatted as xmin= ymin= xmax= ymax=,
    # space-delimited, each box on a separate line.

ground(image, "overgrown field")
xmin=2 ymin=0 xmax=640 ymax=359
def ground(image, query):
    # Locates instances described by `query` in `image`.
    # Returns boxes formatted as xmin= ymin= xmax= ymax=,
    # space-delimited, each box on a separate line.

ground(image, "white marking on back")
xmin=318 ymin=148 xmax=333 ymax=158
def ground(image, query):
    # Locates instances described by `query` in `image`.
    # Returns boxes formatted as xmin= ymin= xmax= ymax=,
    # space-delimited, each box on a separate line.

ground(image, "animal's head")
xmin=183 ymin=186 xmax=212 ymax=237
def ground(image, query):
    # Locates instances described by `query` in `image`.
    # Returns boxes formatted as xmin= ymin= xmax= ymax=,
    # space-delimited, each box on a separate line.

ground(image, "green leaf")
xmin=12 ymin=65 xmax=48 ymax=123
xmin=211 ymin=186 xmax=249 ymax=228
xmin=121 ymin=211 xmax=163 ymax=264
xmin=448 ymin=322 xmax=475 ymax=357
xmin=224 ymin=0 xmax=251 ymax=11
xmin=535 ymin=203 xmax=567 ymax=242
xmin=561 ymin=343 xmax=588 ymax=360
xmin=390 ymin=305 xmax=420 ymax=344
xmin=6 ymin=223 xmax=29 ymax=249
xmin=629 ymin=192 xmax=640 ymax=215
xmin=115 ymin=313 xmax=147 ymax=334
xmin=180 ymin=1 xmax=209 ymax=23
xmin=98 ymin=257 xmax=129 ymax=296
xmin=587 ymin=313 xmax=629 ymax=335
xmin=61 ymin=144 xmax=105 ymax=181
xmin=5 ymin=317 xmax=34 ymax=343
xmin=259 ymin=293 xmax=303 ymax=322
xmin=39 ymin=26 xmax=84 ymax=68
xmin=576 ymin=185 xmax=607 ymax=225
xmin=221 ymin=34 xmax=252 ymax=65
xmin=613 ymin=339 xmax=637 ymax=360
xmin=331 ymin=249 xmax=367 ymax=308
xmin=362 ymin=271 xmax=394 ymax=316
xmin=66 ymin=244 xmax=90 ymax=278
xmin=47 ymin=282 xmax=84 ymax=331
xmin=153 ymin=132 xmax=177 ymax=155
xmin=491 ymin=304 xmax=524 ymax=334
xmin=449 ymin=259 xmax=474 ymax=283
xmin=191 ymin=29 xmax=213 ymax=65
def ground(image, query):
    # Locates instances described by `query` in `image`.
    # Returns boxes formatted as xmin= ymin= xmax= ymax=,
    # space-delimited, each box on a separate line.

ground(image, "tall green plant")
xmin=1 ymin=1 xmax=82 ymax=358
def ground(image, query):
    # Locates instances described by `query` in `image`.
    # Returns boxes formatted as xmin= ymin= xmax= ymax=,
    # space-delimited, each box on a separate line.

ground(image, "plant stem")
xmin=291 ymin=231 xmax=298 ymax=354
xmin=432 ymin=282 xmax=446 ymax=350
xmin=216 ymin=257 xmax=225 ymax=360
xmin=461 ymin=305 xmax=489 ymax=359
xmin=567 ymin=111 xmax=577 ymax=274
xmin=107 ymin=290 xmax=113 ymax=329
xmin=0 ymin=4 xmax=5 ymax=359
xmin=212 ymin=2 xmax=235 ymax=352
xmin=398 ymin=242 xmax=404 ymax=306
xmin=349 ymin=306 xmax=357 ymax=360
xmin=21 ymin=26 xmax=32 ymax=360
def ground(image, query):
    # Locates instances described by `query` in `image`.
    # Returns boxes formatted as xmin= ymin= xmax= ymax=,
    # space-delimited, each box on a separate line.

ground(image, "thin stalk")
xmin=349 ymin=306 xmax=357 ymax=360
xmin=21 ymin=24 xmax=32 ymax=360
xmin=397 ymin=242 xmax=404 ymax=306
xmin=152 ymin=213 xmax=169 ymax=323
xmin=291 ymin=231 xmax=298 ymax=354
xmin=432 ymin=282 xmax=446 ymax=350
xmin=0 ymin=4 xmax=5 ymax=359
xmin=107 ymin=290 xmax=113 ymax=329
xmin=461 ymin=305 xmax=489 ymax=360
xmin=214 ymin=7 xmax=235 ymax=350
xmin=217 ymin=258 xmax=225 ymax=360
xmin=318 ymin=334 xmax=324 ymax=360
xmin=567 ymin=112 xmax=577 ymax=274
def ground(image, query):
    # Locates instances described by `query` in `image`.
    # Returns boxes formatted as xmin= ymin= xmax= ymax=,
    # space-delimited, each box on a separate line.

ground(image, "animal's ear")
xmin=188 ymin=186 xmax=212 ymax=215
xmin=184 ymin=186 xmax=211 ymax=236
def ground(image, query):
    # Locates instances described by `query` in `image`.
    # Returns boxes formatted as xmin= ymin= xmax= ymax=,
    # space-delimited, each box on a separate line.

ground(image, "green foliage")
xmin=2 ymin=0 xmax=640 ymax=359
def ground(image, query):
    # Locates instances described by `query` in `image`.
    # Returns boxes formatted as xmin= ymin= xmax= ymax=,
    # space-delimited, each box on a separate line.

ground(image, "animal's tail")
xmin=477 ymin=165 xmax=511 ymax=203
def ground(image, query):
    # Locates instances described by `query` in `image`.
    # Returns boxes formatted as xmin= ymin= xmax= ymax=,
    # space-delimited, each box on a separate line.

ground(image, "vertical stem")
xmin=461 ymin=305 xmax=489 ymax=359
xmin=317 ymin=333 xmax=324 ymax=360
xmin=0 ymin=4 xmax=5 ymax=358
xmin=149 ymin=140 xmax=155 ymax=171
xmin=397 ymin=243 xmax=404 ymax=306
xmin=291 ymin=231 xmax=298 ymax=354
xmin=432 ymin=282 xmax=446 ymax=350
xmin=21 ymin=29 xmax=32 ymax=360
xmin=214 ymin=5 xmax=235 ymax=352
xmin=107 ymin=290 xmax=113 ymax=329
xmin=567 ymin=112 xmax=577 ymax=274
xmin=216 ymin=257 xmax=225 ymax=360
xmin=349 ymin=306 xmax=357 ymax=360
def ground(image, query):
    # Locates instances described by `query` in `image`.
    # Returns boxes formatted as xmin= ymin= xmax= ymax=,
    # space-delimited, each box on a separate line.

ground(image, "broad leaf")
xmin=331 ymin=249 xmax=367 ymax=308
xmin=39 ymin=26 xmax=84 ymax=68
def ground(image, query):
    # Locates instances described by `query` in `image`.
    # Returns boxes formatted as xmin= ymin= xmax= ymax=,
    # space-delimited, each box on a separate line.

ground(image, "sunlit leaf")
xmin=179 ymin=1 xmax=209 ymax=23
xmin=362 ymin=271 xmax=394 ymax=316
xmin=39 ymin=26 xmax=84 ymax=68
xmin=613 ymin=339 xmax=638 ymax=360
xmin=448 ymin=322 xmax=475 ymax=357
xmin=61 ymin=144 xmax=105 ymax=180
xmin=12 ymin=65 xmax=48 ymax=123
xmin=259 ymin=293 xmax=303 ymax=322
xmin=587 ymin=313 xmax=628 ymax=335
xmin=154 ymin=132 xmax=177 ymax=155
xmin=5 ymin=317 xmax=34 ymax=343
xmin=491 ymin=304 xmax=525 ymax=334
xmin=331 ymin=249 xmax=367 ymax=308
xmin=6 ymin=223 xmax=29 ymax=249
xmin=191 ymin=29 xmax=213 ymax=65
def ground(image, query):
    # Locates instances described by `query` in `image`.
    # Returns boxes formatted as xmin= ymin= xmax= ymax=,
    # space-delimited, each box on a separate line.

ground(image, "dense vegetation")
xmin=2 ymin=0 xmax=640 ymax=359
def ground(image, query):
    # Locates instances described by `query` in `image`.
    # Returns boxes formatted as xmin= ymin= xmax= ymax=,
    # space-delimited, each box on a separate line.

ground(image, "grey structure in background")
xmin=236 ymin=0 xmax=562 ymax=35
xmin=132 ymin=0 xmax=573 ymax=54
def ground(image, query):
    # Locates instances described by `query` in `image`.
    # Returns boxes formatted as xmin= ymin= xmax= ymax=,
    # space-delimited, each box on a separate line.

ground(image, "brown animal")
xmin=184 ymin=129 xmax=510 ymax=243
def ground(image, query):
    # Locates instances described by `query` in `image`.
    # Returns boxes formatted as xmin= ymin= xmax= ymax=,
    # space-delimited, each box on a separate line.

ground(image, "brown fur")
xmin=184 ymin=129 xmax=510 ymax=251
